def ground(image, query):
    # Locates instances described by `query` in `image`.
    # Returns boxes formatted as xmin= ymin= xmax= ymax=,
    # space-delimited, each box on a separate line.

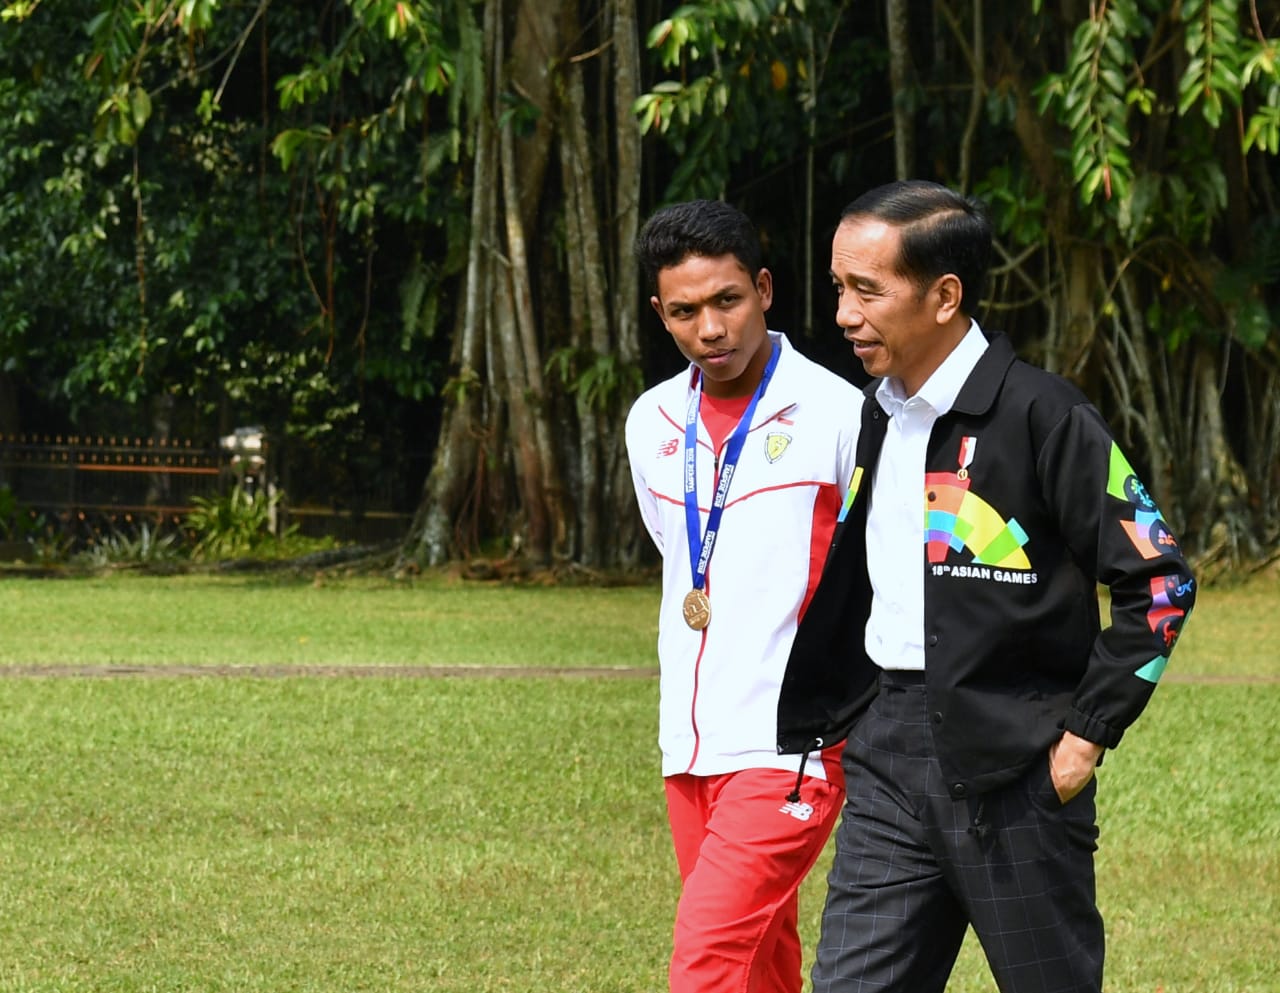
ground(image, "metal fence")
xmin=0 ymin=433 xmax=416 ymax=547
xmin=0 ymin=433 xmax=224 ymax=540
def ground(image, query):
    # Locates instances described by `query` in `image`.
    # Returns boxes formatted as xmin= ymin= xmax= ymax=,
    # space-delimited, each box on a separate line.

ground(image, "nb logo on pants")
xmin=779 ymin=800 xmax=814 ymax=821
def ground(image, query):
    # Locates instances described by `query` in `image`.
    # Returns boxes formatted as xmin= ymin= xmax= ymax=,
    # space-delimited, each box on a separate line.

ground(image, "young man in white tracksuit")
xmin=625 ymin=199 xmax=862 ymax=993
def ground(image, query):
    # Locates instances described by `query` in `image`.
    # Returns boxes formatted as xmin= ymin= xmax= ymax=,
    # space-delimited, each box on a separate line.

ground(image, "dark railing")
xmin=0 ymin=434 xmax=418 ymax=546
xmin=0 ymin=434 xmax=224 ymax=538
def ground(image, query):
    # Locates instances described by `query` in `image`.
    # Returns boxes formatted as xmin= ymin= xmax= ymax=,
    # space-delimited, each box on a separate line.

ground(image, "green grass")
xmin=0 ymin=568 xmax=1275 ymax=991
xmin=0 ymin=573 xmax=658 ymax=669
xmin=0 ymin=677 xmax=673 ymax=992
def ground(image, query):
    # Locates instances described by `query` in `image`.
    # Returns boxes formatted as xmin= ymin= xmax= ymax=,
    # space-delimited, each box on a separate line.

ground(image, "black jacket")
xmin=777 ymin=333 xmax=1197 ymax=798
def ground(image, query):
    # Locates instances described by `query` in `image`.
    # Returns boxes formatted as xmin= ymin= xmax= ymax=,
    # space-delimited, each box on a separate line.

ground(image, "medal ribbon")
xmin=684 ymin=341 xmax=781 ymax=593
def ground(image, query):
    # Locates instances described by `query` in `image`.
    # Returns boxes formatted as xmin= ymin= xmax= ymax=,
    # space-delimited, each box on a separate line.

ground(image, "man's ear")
xmin=934 ymin=273 xmax=963 ymax=324
xmin=650 ymin=295 xmax=669 ymax=330
xmin=755 ymin=267 xmax=774 ymax=312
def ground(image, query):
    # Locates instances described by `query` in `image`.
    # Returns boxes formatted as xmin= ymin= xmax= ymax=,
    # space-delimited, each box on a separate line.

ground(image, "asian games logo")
xmin=925 ymin=436 xmax=1035 ymax=584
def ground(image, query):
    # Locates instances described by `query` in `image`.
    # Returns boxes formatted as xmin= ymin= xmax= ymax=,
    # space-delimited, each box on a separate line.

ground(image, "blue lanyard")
xmin=683 ymin=341 xmax=781 ymax=592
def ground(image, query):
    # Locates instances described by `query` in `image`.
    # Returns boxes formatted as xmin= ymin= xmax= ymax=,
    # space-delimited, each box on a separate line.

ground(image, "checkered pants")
xmin=811 ymin=671 xmax=1104 ymax=993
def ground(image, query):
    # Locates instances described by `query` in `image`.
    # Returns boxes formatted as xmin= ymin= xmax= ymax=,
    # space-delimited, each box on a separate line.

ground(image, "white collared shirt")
xmin=865 ymin=322 xmax=988 ymax=670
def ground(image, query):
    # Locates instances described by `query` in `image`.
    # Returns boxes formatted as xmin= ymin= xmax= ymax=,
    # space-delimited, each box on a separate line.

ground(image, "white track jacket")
xmin=625 ymin=332 xmax=861 ymax=778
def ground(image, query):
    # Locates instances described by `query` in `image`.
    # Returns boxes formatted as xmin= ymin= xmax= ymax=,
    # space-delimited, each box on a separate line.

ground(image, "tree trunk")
xmin=400 ymin=0 xmax=499 ymax=568
xmin=1189 ymin=343 xmax=1252 ymax=576
xmin=612 ymin=0 xmax=641 ymax=369
xmin=1244 ymin=361 xmax=1280 ymax=560
xmin=957 ymin=0 xmax=984 ymax=193
xmin=509 ymin=0 xmax=569 ymax=235
xmin=886 ymin=0 xmax=914 ymax=179
xmin=496 ymin=5 xmax=567 ymax=563
xmin=606 ymin=0 xmax=647 ymax=568
xmin=398 ymin=0 xmax=691 ymax=570
xmin=1107 ymin=269 xmax=1176 ymax=514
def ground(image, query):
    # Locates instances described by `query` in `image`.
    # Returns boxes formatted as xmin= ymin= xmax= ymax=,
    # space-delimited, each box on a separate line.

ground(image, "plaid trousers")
xmin=811 ymin=670 xmax=1104 ymax=993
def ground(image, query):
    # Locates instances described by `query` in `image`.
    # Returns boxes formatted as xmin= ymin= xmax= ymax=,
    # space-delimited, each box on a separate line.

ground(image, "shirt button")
xmin=952 ymin=783 xmax=967 ymax=798
xmin=928 ymin=635 xmax=939 ymax=647
xmin=931 ymin=712 xmax=943 ymax=725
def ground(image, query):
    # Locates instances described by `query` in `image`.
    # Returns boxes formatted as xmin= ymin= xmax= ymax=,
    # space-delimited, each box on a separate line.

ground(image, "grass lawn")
xmin=0 ymin=571 xmax=658 ymax=669
xmin=0 ymin=567 xmax=1275 ymax=991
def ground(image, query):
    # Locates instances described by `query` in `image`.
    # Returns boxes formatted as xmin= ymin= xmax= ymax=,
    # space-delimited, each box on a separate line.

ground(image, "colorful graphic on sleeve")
xmin=1107 ymin=446 xmax=1179 ymax=559
xmin=836 ymin=466 xmax=865 ymax=524
xmin=1107 ymin=443 xmax=1195 ymax=683
xmin=924 ymin=472 xmax=1031 ymax=568
xmin=1148 ymin=573 xmax=1195 ymax=649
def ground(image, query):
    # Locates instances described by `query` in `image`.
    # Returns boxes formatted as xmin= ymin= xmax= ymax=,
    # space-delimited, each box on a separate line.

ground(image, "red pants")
xmin=665 ymin=767 xmax=844 ymax=993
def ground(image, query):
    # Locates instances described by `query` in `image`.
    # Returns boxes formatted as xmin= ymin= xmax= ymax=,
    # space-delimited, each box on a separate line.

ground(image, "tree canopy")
xmin=2 ymin=0 xmax=1278 ymax=578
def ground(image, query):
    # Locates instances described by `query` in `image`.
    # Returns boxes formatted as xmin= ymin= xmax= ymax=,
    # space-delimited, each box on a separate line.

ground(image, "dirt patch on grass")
xmin=0 ymin=663 xmax=657 ymax=679
xmin=0 ymin=665 xmax=1273 ymax=684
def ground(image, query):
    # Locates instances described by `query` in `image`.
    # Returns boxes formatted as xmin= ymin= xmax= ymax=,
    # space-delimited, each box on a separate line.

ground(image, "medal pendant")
xmin=682 ymin=588 xmax=711 ymax=630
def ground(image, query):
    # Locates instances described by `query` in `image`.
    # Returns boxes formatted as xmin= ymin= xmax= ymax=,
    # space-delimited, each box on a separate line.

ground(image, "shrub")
xmin=75 ymin=521 xmax=184 ymax=567
xmin=186 ymin=484 xmax=294 ymax=560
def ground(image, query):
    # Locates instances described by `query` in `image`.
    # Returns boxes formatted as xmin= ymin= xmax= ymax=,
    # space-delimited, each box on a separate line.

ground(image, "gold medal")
xmin=682 ymin=588 xmax=711 ymax=630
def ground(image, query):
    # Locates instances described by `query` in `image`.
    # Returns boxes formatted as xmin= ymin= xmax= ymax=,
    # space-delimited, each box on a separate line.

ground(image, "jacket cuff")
xmin=1063 ymin=708 xmax=1124 ymax=749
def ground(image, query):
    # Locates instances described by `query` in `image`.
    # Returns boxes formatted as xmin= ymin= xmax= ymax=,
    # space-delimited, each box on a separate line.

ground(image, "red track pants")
xmin=665 ymin=767 xmax=844 ymax=993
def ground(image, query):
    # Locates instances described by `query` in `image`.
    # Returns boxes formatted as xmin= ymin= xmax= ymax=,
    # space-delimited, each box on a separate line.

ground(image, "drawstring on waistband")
xmin=785 ymin=739 xmax=822 ymax=803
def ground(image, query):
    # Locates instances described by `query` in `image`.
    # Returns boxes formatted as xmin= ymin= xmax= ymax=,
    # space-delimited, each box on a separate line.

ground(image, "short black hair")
xmin=840 ymin=180 xmax=992 ymax=316
xmin=635 ymin=199 xmax=763 ymax=294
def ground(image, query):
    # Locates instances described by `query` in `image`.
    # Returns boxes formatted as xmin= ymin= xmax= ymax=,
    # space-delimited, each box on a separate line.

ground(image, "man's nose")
xmin=697 ymin=310 xmax=726 ymax=339
xmin=836 ymin=296 xmax=863 ymax=332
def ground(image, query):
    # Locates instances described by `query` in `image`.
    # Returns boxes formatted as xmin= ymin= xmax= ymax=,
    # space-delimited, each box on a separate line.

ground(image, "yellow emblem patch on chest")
xmin=765 ymin=432 xmax=792 ymax=463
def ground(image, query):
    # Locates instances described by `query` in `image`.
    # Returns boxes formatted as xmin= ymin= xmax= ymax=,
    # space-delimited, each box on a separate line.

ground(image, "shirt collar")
xmin=875 ymin=320 xmax=988 ymax=418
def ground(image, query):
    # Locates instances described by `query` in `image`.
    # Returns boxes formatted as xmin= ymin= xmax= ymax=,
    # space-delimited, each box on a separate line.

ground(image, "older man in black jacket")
xmin=778 ymin=180 xmax=1196 ymax=993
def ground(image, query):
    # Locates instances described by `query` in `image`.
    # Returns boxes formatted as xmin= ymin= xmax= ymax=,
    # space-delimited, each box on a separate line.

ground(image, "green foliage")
xmin=1179 ymin=0 xmax=1243 ymax=128
xmin=546 ymin=348 xmax=644 ymax=413
xmin=186 ymin=484 xmax=288 ymax=560
xmin=29 ymin=524 xmax=74 ymax=565
xmin=4 ymin=0 xmax=1278 ymax=568
xmin=635 ymin=0 xmax=874 ymax=202
xmin=1039 ymin=0 xmax=1280 ymax=215
xmin=975 ymin=165 xmax=1047 ymax=246
xmin=1209 ymin=216 xmax=1280 ymax=351
xmin=0 ymin=484 xmax=37 ymax=542
xmin=1036 ymin=0 xmax=1152 ymax=206
xmin=269 ymin=0 xmax=478 ymax=231
xmin=75 ymin=520 xmax=184 ymax=568
xmin=1242 ymin=33 xmax=1280 ymax=153
xmin=1018 ymin=0 xmax=1280 ymax=371
xmin=0 ymin=1 xmax=41 ymax=20
xmin=0 ymin=0 xmax=467 ymax=512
